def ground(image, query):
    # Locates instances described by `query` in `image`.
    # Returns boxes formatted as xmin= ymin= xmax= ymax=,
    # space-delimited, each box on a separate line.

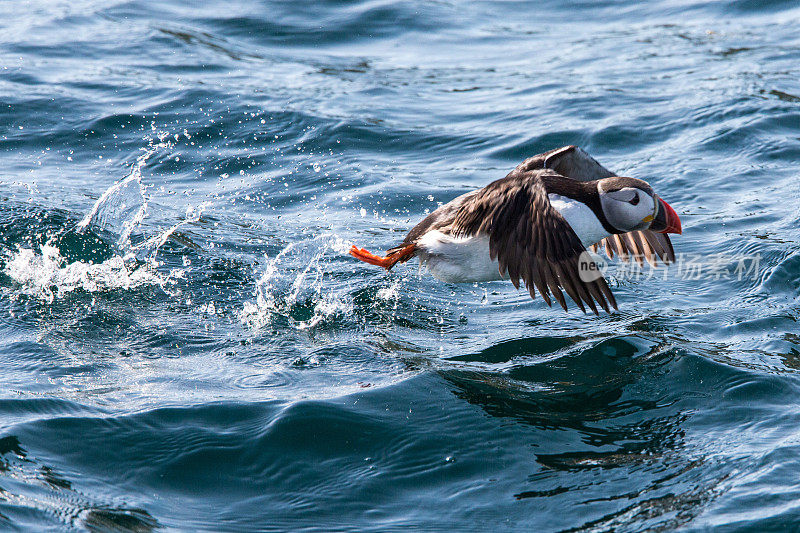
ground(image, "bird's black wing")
xmin=450 ymin=171 xmax=617 ymax=314
xmin=517 ymin=145 xmax=675 ymax=266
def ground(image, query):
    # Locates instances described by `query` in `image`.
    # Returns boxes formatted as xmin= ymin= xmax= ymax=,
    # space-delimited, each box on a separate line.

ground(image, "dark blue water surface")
xmin=2 ymin=0 xmax=800 ymax=530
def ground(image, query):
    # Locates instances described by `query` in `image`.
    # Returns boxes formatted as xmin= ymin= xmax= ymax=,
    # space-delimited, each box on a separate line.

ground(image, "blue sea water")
xmin=1 ymin=0 xmax=800 ymax=530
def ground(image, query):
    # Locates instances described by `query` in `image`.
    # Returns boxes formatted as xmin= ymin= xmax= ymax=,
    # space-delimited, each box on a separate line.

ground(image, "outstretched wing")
xmin=449 ymin=171 xmax=617 ymax=314
xmin=516 ymin=145 xmax=675 ymax=265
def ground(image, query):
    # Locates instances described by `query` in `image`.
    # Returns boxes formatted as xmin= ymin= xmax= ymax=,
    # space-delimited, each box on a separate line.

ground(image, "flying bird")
xmin=350 ymin=146 xmax=682 ymax=314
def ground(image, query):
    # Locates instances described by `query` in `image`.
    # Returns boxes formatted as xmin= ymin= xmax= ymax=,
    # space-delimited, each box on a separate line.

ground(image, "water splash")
xmin=4 ymin=137 xmax=201 ymax=302
xmin=76 ymin=147 xmax=153 ymax=248
xmin=131 ymin=201 xmax=211 ymax=261
xmin=4 ymin=244 xmax=168 ymax=303
xmin=377 ymin=280 xmax=400 ymax=301
xmin=240 ymin=235 xmax=353 ymax=330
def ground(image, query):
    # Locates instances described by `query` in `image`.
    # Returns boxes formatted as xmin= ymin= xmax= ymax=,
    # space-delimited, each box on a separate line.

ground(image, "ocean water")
xmin=1 ymin=0 xmax=800 ymax=530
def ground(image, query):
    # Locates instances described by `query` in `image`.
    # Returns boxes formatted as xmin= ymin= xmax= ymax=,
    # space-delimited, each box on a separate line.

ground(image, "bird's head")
xmin=597 ymin=177 xmax=682 ymax=234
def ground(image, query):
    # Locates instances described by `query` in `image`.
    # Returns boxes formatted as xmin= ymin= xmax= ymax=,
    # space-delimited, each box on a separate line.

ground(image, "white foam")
xmin=4 ymin=245 xmax=168 ymax=303
xmin=377 ymin=281 xmax=400 ymax=301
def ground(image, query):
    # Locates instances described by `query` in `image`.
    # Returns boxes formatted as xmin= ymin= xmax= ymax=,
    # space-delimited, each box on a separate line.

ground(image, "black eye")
xmin=629 ymin=193 xmax=639 ymax=206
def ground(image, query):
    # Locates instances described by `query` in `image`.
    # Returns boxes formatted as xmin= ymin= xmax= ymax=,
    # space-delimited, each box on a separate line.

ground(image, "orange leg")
xmin=349 ymin=244 xmax=416 ymax=270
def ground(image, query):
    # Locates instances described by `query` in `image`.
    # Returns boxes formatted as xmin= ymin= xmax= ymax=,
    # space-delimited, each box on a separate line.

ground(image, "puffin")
xmin=349 ymin=146 xmax=682 ymax=314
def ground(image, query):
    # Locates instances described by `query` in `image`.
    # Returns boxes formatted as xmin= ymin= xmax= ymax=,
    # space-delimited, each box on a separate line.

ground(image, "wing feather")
xmin=450 ymin=171 xmax=616 ymax=313
xmin=517 ymin=145 xmax=675 ymax=267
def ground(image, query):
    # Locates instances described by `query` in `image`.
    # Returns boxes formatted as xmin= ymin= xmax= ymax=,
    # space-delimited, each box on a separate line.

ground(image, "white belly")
xmin=416 ymin=231 xmax=503 ymax=283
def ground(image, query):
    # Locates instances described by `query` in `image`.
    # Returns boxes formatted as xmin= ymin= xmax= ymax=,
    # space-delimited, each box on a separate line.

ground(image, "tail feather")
xmin=349 ymin=244 xmax=416 ymax=270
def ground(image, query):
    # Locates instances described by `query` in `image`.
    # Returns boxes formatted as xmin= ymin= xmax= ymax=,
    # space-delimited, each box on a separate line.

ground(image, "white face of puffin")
xmin=598 ymin=185 xmax=657 ymax=233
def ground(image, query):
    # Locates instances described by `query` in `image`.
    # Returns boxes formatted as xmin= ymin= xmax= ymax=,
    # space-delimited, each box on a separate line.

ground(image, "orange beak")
xmin=653 ymin=197 xmax=682 ymax=234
